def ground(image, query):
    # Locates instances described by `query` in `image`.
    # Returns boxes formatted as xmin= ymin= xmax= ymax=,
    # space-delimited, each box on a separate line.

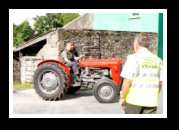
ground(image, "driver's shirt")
xmin=61 ymin=49 xmax=79 ymax=66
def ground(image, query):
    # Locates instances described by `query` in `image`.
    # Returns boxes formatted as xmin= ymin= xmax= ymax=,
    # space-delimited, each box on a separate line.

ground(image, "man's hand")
xmin=119 ymin=91 xmax=126 ymax=113
xmin=74 ymin=55 xmax=85 ymax=61
xmin=119 ymin=98 xmax=125 ymax=113
xmin=79 ymin=55 xmax=85 ymax=59
xmin=78 ymin=55 xmax=85 ymax=61
xmin=119 ymin=79 xmax=132 ymax=113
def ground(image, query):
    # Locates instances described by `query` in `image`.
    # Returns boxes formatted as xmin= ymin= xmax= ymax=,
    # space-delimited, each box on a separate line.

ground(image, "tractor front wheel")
xmin=93 ymin=78 xmax=118 ymax=103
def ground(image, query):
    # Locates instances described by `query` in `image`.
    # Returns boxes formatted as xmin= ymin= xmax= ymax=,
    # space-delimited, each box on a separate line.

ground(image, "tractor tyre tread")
xmin=93 ymin=78 xmax=118 ymax=103
xmin=33 ymin=64 xmax=66 ymax=101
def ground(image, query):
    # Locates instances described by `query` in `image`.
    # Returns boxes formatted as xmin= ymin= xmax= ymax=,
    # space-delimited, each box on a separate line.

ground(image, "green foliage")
xmin=33 ymin=14 xmax=64 ymax=34
xmin=13 ymin=21 xmax=33 ymax=47
xmin=62 ymin=13 xmax=80 ymax=25
xmin=34 ymin=13 xmax=58 ymax=34
xmin=33 ymin=16 xmax=49 ymax=34
xmin=13 ymin=13 xmax=80 ymax=47
xmin=47 ymin=13 xmax=64 ymax=27
xmin=13 ymin=81 xmax=32 ymax=90
xmin=33 ymin=13 xmax=80 ymax=35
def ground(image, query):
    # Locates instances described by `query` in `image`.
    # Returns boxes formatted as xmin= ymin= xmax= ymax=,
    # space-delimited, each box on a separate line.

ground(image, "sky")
xmin=11 ymin=9 xmax=84 ymax=28
xmin=12 ymin=10 xmax=47 ymax=27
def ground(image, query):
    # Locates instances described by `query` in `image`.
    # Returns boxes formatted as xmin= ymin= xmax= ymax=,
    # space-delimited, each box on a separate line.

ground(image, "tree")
xmin=33 ymin=16 xmax=49 ymax=34
xmin=13 ymin=13 xmax=80 ymax=47
xmin=47 ymin=13 xmax=64 ymax=28
xmin=34 ymin=13 xmax=64 ymax=34
xmin=13 ymin=21 xmax=33 ymax=47
xmin=33 ymin=13 xmax=80 ymax=35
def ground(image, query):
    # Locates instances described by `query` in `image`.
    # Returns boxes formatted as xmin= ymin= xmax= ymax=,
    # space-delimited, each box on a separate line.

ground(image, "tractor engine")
xmin=79 ymin=58 xmax=123 ymax=87
xmin=80 ymin=67 xmax=110 ymax=88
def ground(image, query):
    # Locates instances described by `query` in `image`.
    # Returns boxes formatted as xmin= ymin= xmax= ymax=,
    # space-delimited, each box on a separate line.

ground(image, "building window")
xmin=128 ymin=13 xmax=141 ymax=19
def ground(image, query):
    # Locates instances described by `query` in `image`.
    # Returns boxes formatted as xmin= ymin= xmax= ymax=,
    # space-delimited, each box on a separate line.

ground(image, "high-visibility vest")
xmin=126 ymin=53 xmax=162 ymax=107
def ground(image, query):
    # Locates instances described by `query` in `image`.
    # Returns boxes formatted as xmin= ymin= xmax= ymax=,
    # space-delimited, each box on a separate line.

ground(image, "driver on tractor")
xmin=60 ymin=42 xmax=84 ymax=82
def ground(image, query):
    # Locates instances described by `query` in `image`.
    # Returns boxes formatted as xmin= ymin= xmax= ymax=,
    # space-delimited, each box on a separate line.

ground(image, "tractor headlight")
xmin=102 ymin=69 xmax=109 ymax=76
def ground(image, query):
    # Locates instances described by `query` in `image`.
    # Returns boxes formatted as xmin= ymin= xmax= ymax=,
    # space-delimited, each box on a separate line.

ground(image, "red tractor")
xmin=33 ymin=58 xmax=123 ymax=103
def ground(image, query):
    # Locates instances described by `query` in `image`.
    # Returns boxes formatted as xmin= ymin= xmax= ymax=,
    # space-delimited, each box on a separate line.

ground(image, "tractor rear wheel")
xmin=93 ymin=78 xmax=118 ymax=103
xmin=33 ymin=64 xmax=66 ymax=100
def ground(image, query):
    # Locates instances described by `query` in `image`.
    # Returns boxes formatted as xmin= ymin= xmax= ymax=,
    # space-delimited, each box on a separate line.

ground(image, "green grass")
xmin=13 ymin=81 xmax=33 ymax=90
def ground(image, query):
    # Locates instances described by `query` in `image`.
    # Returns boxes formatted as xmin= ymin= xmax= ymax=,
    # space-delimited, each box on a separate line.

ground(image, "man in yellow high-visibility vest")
xmin=119 ymin=33 xmax=163 ymax=114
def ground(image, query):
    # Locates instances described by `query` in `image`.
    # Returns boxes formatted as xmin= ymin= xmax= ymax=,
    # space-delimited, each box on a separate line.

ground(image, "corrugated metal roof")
xmin=13 ymin=30 xmax=54 ymax=52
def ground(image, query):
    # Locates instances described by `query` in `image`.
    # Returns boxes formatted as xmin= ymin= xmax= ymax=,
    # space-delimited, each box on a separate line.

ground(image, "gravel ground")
xmin=13 ymin=89 xmax=122 ymax=114
xmin=13 ymin=88 xmax=163 ymax=115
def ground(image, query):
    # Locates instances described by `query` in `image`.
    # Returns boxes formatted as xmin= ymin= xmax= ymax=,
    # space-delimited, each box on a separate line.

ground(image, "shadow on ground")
xmin=63 ymin=89 xmax=94 ymax=100
xmin=63 ymin=88 xmax=119 ymax=103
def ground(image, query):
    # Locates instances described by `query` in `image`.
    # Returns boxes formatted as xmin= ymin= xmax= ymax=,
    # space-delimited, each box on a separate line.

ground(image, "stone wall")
xmin=59 ymin=29 xmax=158 ymax=61
xmin=36 ymin=29 xmax=158 ymax=61
xmin=13 ymin=58 xmax=20 ymax=82
xmin=60 ymin=30 xmax=101 ymax=58
xmin=37 ymin=30 xmax=60 ymax=60
xmin=20 ymin=56 xmax=42 ymax=83
xmin=99 ymin=31 xmax=157 ymax=60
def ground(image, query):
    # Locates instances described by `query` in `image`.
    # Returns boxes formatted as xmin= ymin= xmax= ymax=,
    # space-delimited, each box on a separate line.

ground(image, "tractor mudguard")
xmin=37 ymin=59 xmax=73 ymax=87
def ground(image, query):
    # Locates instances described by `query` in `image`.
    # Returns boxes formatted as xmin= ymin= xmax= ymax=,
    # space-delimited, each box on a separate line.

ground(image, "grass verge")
xmin=13 ymin=81 xmax=33 ymax=91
